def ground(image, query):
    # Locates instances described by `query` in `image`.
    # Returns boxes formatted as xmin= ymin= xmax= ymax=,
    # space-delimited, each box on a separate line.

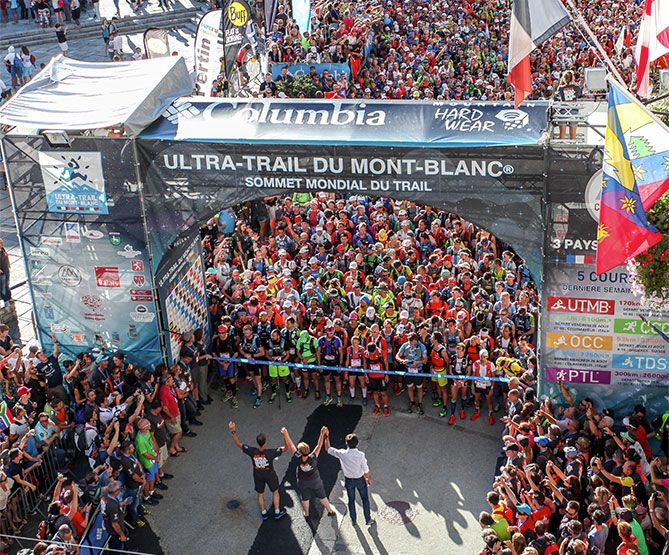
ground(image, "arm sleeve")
xmin=327 ymin=447 xmax=342 ymax=458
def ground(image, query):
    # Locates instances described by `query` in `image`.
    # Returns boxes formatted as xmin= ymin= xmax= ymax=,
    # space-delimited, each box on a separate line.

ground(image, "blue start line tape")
xmin=211 ymin=356 xmax=510 ymax=383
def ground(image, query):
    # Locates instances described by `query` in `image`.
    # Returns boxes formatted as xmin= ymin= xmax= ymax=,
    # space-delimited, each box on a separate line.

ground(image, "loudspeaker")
xmin=584 ymin=68 xmax=608 ymax=93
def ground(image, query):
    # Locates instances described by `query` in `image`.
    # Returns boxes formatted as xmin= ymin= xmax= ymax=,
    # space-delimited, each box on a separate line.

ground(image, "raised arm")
xmin=281 ymin=427 xmax=296 ymax=453
xmin=313 ymin=427 xmax=327 ymax=457
xmin=229 ymin=421 xmax=243 ymax=450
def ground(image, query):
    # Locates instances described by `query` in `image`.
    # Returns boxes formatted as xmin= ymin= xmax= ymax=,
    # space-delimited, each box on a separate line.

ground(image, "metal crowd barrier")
xmin=212 ymin=356 xmax=511 ymax=383
xmin=2 ymin=433 xmax=75 ymax=549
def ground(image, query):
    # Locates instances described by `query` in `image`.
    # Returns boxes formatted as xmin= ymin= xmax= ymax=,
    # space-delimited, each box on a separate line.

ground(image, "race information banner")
xmin=136 ymin=140 xmax=547 ymax=282
xmin=154 ymin=234 xmax=210 ymax=363
xmin=140 ymin=98 xmax=550 ymax=148
xmin=542 ymin=147 xmax=669 ymax=415
xmin=4 ymin=137 xmax=162 ymax=366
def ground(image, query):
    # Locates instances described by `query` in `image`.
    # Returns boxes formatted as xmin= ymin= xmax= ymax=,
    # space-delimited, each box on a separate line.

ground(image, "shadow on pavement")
xmin=248 ymin=405 xmax=362 ymax=555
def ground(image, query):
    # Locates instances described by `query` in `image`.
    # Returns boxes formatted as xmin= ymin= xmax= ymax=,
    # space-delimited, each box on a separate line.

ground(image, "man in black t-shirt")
xmin=36 ymin=338 xmax=66 ymax=403
xmin=229 ymin=421 xmax=288 ymax=520
xmin=103 ymin=481 xmax=128 ymax=551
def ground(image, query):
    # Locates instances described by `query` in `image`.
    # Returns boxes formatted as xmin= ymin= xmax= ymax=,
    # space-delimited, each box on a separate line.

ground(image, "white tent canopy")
xmin=0 ymin=55 xmax=192 ymax=135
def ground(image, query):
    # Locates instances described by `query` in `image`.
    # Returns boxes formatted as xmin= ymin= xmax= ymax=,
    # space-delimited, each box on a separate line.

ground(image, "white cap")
xmin=278 ymin=249 xmax=287 ymax=255
xmin=350 ymin=262 xmax=358 ymax=269
xmin=399 ymin=310 xmax=409 ymax=319
xmin=282 ymin=268 xmax=291 ymax=276
xmin=283 ymin=300 xmax=292 ymax=308
xmin=309 ymin=257 xmax=319 ymax=264
xmin=366 ymin=307 xmax=375 ymax=317
xmin=480 ymin=349 xmax=489 ymax=357
xmin=299 ymin=246 xmax=309 ymax=254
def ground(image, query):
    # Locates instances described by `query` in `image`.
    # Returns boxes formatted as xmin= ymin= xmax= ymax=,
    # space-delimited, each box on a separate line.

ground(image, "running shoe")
xmin=407 ymin=402 xmax=414 ymax=414
xmin=459 ymin=410 xmax=466 ymax=420
xmin=253 ymin=398 xmax=262 ymax=409
xmin=362 ymin=397 xmax=368 ymax=407
xmin=439 ymin=407 xmax=447 ymax=418
xmin=315 ymin=390 xmax=321 ymax=401
xmin=336 ymin=397 xmax=343 ymax=408
xmin=274 ymin=509 xmax=287 ymax=520
xmin=261 ymin=510 xmax=270 ymax=521
xmin=488 ymin=414 xmax=495 ymax=426
xmin=366 ymin=518 xmax=376 ymax=526
xmin=347 ymin=396 xmax=355 ymax=405
xmin=448 ymin=415 xmax=456 ymax=426
xmin=269 ymin=392 xmax=277 ymax=404
xmin=262 ymin=381 xmax=269 ymax=392
xmin=383 ymin=406 xmax=390 ymax=417
xmin=372 ymin=406 xmax=381 ymax=416
xmin=418 ymin=404 xmax=425 ymax=416
xmin=471 ymin=411 xmax=481 ymax=421
xmin=231 ymin=398 xmax=239 ymax=409
xmin=432 ymin=399 xmax=442 ymax=408
xmin=286 ymin=392 xmax=292 ymax=403
xmin=223 ymin=391 xmax=233 ymax=402
xmin=323 ymin=396 xmax=333 ymax=406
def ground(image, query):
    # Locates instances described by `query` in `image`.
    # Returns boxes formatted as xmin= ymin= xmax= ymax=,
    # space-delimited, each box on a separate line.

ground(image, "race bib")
xmin=351 ymin=359 xmax=362 ymax=367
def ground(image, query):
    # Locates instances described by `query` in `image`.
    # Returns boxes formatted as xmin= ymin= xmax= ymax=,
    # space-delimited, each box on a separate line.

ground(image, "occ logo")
xmin=495 ymin=109 xmax=529 ymax=130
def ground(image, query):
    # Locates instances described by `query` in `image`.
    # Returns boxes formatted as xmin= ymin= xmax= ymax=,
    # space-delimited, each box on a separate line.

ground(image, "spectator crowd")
xmin=218 ymin=0 xmax=646 ymax=101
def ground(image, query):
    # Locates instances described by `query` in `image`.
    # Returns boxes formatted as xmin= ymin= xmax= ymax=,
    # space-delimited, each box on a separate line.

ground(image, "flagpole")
xmin=561 ymin=0 xmax=627 ymax=85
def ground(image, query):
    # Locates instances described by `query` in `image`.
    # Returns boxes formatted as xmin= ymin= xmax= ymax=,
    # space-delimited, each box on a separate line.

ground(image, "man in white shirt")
xmin=325 ymin=431 xmax=375 ymax=526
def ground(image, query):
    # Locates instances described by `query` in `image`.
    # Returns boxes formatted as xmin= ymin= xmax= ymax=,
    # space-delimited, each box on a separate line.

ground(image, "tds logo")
xmin=227 ymin=1 xmax=249 ymax=26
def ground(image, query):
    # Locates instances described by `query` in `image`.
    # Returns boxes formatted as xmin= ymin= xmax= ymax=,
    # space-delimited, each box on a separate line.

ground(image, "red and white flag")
xmin=508 ymin=0 xmax=570 ymax=107
xmin=635 ymin=0 xmax=669 ymax=98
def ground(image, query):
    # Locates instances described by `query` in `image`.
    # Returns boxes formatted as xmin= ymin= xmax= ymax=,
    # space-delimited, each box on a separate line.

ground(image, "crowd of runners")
xmin=201 ymin=194 xmax=669 ymax=555
xmin=203 ymin=194 xmax=537 ymax=422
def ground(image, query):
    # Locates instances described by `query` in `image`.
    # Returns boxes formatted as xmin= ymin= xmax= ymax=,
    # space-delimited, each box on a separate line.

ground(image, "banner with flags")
xmin=143 ymin=28 xmax=170 ymax=59
xmin=596 ymin=80 xmax=669 ymax=274
xmin=635 ymin=0 xmax=669 ymax=98
xmin=0 ymin=401 xmax=14 ymax=432
xmin=508 ymin=0 xmax=570 ymax=107
xmin=194 ymin=10 xmax=224 ymax=96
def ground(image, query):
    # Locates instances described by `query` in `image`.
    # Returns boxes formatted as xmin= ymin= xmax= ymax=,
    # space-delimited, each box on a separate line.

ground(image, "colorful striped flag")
xmin=0 ymin=401 xmax=15 ymax=432
xmin=508 ymin=0 xmax=570 ymax=107
xmin=596 ymin=80 xmax=669 ymax=274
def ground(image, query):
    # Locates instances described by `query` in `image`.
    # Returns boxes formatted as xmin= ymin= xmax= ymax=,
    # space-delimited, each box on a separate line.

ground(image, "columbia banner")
xmin=194 ymin=10 xmax=224 ymax=95
xmin=141 ymin=98 xmax=550 ymax=147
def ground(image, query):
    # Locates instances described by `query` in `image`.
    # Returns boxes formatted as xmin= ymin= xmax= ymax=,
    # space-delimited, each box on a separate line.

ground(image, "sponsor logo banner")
xmin=141 ymin=99 xmax=549 ymax=147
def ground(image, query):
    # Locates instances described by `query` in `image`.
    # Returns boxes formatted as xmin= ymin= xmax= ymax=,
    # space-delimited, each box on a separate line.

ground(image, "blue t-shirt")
xmin=397 ymin=341 xmax=426 ymax=372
